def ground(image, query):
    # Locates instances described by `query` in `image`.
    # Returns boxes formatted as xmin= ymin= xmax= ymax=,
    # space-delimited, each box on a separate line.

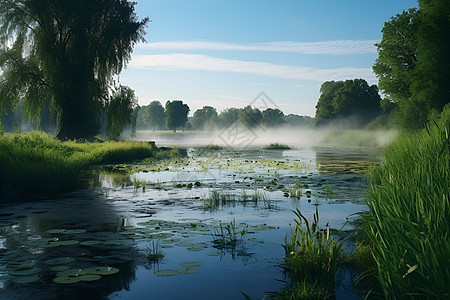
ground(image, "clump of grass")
xmin=146 ymin=240 xmax=164 ymax=262
xmin=282 ymin=207 xmax=343 ymax=298
xmin=212 ymin=218 xmax=248 ymax=248
xmin=197 ymin=144 xmax=223 ymax=151
xmin=288 ymin=181 xmax=303 ymax=199
xmin=264 ymin=143 xmax=292 ymax=150
xmin=0 ymin=131 xmax=156 ymax=200
xmin=363 ymin=121 xmax=449 ymax=298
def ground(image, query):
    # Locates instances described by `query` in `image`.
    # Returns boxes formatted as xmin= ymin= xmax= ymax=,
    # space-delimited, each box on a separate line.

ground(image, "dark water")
xmin=0 ymin=147 xmax=377 ymax=299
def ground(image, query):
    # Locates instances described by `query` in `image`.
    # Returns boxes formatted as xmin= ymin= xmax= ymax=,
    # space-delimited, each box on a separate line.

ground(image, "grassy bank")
xmin=362 ymin=120 xmax=449 ymax=298
xmin=0 ymin=131 xmax=157 ymax=200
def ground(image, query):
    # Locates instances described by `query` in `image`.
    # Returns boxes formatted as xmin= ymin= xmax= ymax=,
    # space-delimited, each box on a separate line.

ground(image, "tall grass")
xmin=364 ymin=121 xmax=449 ymax=298
xmin=282 ymin=207 xmax=343 ymax=298
xmin=0 ymin=131 xmax=156 ymax=200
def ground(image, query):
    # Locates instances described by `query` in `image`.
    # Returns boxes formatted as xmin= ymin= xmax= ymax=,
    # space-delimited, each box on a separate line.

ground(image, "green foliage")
xmin=105 ymin=85 xmax=138 ymax=140
xmin=264 ymin=143 xmax=292 ymax=150
xmin=165 ymin=100 xmax=190 ymax=133
xmin=0 ymin=131 xmax=156 ymax=200
xmin=262 ymin=108 xmax=285 ymax=127
xmin=212 ymin=219 xmax=248 ymax=247
xmin=142 ymin=101 xmax=165 ymax=131
xmin=238 ymin=105 xmax=261 ymax=128
xmin=0 ymin=0 xmax=149 ymax=139
xmin=191 ymin=106 xmax=218 ymax=130
xmin=364 ymin=119 xmax=450 ymax=298
xmin=374 ymin=2 xmax=450 ymax=129
xmin=283 ymin=208 xmax=343 ymax=298
xmin=315 ymin=79 xmax=382 ymax=127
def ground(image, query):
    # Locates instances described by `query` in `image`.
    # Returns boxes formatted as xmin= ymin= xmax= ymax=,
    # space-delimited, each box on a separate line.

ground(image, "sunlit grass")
xmin=363 ymin=120 xmax=449 ymax=298
xmin=282 ymin=207 xmax=343 ymax=298
xmin=0 ymin=131 xmax=156 ymax=200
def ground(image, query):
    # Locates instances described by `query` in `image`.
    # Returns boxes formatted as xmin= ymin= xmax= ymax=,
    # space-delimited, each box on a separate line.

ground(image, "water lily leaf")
xmin=58 ymin=240 xmax=79 ymax=246
xmin=207 ymin=251 xmax=221 ymax=256
xmin=180 ymin=262 xmax=202 ymax=267
xmin=49 ymin=266 xmax=70 ymax=272
xmin=53 ymin=276 xmax=81 ymax=284
xmin=175 ymin=241 xmax=194 ymax=247
xmin=10 ymin=267 xmax=40 ymax=276
xmin=80 ymin=240 xmax=102 ymax=246
xmin=46 ymin=229 xmax=67 ymax=234
xmin=83 ymin=266 xmax=119 ymax=276
xmin=186 ymin=247 xmax=204 ymax=252
xmin=153 ymin=270 xmax=179 ymax=277
xmin=61 ymin=229 xmax=87 ymax=235
xmin=78 ymin=274 xmax=102 ymax=282
xmin=177 ymin=268 xmax=198 ymax=274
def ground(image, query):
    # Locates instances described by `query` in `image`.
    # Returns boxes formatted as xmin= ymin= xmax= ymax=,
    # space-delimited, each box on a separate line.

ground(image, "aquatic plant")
xmin=0 ymin=131 xmax=156 ymax=200
xmin=363 ymin=121 xmax=450 ymax=298
xmin=146 ymin=240 xmax=164 ymax=262
xmin=212 ymin=219 xmax=248 ymax=248
xmin=282 ymin=207 xmax=343 ymax=297
xmin=263 ymin=143 xmax=292 ymax=150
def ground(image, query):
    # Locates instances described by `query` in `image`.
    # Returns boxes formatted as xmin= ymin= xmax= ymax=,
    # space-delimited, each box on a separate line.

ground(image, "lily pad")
xmin=153 ymin=270 xmax=179 ymax=277
xmin=80 ymin=240 xmax=102 ymax=246
xmin=53 ymin=276 xmax=81 ymax=284
xmin=83 ymin=266 xmax=119 ymax=276
xmin=61 ymin=229 xmax=87 ymax=235
xmin=178 ymin=268 xmax=198 ymax=274
xmin=180 ymin=262 xmax=202 ymax=267
xmin=207 ymin=251 xmax=221 ymax=256
xmin=49 ymin=266 xmax=70 ymax=272
xmin=46 ymin=229 xmax=67 ymax=234
xmin=78 ymin=274 xmax=102 ymax=282
xmin=58 ymin=240 xmax=79 ymax=246
xmin=9 ymin=267 xmax=40 ymax=276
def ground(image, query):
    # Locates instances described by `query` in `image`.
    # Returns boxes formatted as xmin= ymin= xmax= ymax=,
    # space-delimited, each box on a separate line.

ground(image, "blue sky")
xmin=121 ymin=0 xmax=418 ymax=117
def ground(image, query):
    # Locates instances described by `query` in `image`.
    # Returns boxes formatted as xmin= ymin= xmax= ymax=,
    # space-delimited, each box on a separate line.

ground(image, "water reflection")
xmin=0 ymin=191 xmax=143 ymax=300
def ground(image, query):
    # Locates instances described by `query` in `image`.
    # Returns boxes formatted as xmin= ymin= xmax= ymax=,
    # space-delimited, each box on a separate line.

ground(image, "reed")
xmin=363 ymin=121 xmax=449 ymax=298
xmin=282 ymin=207 xmax=343 ymax=298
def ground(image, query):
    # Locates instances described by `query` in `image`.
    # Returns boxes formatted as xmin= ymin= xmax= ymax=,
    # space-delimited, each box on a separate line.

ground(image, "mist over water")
xmin=133 ymin=127 xmax=398 ymax=149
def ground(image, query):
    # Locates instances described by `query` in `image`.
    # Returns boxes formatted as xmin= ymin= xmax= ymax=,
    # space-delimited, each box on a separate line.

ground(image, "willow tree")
xmin=0 ymin=0 xmax=149 ymax=139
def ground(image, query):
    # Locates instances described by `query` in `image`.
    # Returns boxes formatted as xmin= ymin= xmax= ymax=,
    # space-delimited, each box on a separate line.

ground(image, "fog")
xmin=131 ymin=126 xmax=398 ymax=149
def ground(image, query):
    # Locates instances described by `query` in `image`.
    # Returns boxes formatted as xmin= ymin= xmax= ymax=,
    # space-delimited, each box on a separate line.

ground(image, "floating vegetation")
xmin=53 ymin=266 xmax=119 ymax=284
xmin=154 ymin=269 xmax=179 ymax=277
xmin=177 ymin=268 xmax=198 ymax=274
xmin=146 ymin=241 xmax=164 ymax=262
xmin=180 ymin=262 xmax=202 ymax=268
xmin=212 ymin=219 xmax=248 ymax=248
xmin=263 ymin=143 xmax=292 ymax=150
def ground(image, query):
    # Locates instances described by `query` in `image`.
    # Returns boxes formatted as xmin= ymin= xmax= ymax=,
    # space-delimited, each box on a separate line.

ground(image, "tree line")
xmin=135 ymin=101 xmax=314 ymax=132
xmin=1 ymin=0 xmax=448 ymax=140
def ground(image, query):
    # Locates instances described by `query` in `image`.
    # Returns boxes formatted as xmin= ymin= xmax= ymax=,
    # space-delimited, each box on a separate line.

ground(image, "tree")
xmin=373 ymin=1 xmax=450 ymax=128
xmin=0 ymin=0 xmax=149 ymax=139
xmin=142 ymin=101 xmax=165 ymax=132
xmin=261 ymin=108 xmax=285 ymax=127
xmin=165 ymin=100 xmax=189 ymax=133
xmin=315 ymin=79 xmax=382 ymax=127
xmin=191 ymin=106 xmax=218 ymax=130
xmin=238 ymin=106 xmax=262 ymax=128
xmin=218 ymin=108 xmax=239 ymax=128
xmin=105 ymin=85 xmax=137 ymax=140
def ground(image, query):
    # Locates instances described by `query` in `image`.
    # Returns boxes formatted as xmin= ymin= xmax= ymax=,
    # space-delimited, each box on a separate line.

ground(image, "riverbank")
xmin=360 ymin=116 xmax=449 ymax=298
xmin=0 ymin=132 xmax=159 ymax=201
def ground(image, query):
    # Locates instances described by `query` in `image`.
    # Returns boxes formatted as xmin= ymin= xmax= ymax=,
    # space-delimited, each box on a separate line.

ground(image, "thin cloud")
xmin=136 ymin=40 xmax=378 ymax=55
xmin=128 ymin=53 xmax=375 ymax=82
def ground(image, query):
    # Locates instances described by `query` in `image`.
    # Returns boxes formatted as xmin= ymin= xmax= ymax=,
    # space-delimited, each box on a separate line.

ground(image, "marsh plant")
xmin=132 ymin=176 xmax=146 ymax=192
xmin=201 ymin=189 xmax=269 ymax=209
xmin=283 ymin=207 xmax=343 ymax=298
xmin=212 ymin=219 xmax=248 ymax=248
xmin=363 ymin=121 xmax=449 ymax=298
xmin=146 ymin=240 xmax=164 ymax=262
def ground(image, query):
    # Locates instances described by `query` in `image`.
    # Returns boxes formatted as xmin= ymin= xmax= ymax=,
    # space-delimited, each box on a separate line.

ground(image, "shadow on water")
xmin=0 ymin=191 xmax=144 ymax=300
